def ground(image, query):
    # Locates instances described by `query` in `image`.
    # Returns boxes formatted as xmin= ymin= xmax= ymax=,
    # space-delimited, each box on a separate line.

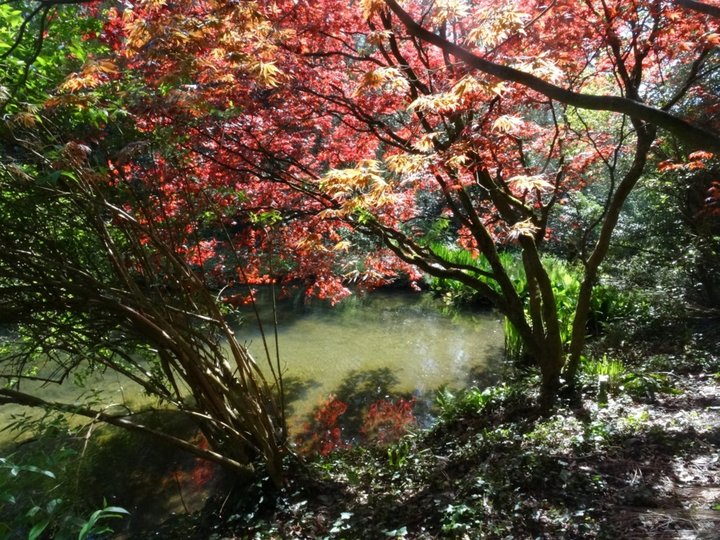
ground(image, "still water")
xmin=238 ymin=291 xmax=504 ymax=429
xmin=0 ymin=291 xmax=504 ymax=436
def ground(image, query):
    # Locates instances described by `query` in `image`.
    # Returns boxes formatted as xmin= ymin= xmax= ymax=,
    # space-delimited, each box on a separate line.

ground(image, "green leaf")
xmin=28 ymin=520 xmax=50 ymax=540
xmin=77 ymin=505 xmax=130 ymax=540
xmin=100 ymin=506 xmax=130 ymax=515
xmin=26 ymin=505 xmax=42 ymax=518
xmin=46 ymin=498 xmax=62 ymax=514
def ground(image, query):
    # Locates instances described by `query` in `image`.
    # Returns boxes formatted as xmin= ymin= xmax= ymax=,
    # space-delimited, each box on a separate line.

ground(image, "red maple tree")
xmin=54 ymin=0 xmax=720 ymax=405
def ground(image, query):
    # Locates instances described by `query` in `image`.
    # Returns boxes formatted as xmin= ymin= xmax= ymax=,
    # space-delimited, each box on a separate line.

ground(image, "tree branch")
xmin=674 ymin=0 xmax=720 ymax=18
xmin=383 ymin=0 xmax=720 ymax=153
xmin=0 ymin=388 xmax=254 ymax=475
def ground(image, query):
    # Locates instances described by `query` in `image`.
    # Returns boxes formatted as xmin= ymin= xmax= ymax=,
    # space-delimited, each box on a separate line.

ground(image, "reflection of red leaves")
xmin=295 ymin=395 xmax=417 ymax=456
xmin=189 ymin=434 xmax=216 ymax=487
xmin=314 ymin=395 xmax=348 ymax=424
xmin=361 ymin=398 xmax=417 ymax=447
xmin=162 ymin=433 xmax=218 ymax=501
xmin=222 ymin=292 xmax=256 ymax=307
xmin=295 ymin=395 xmax=348 ymax=456
xmin=191 ymin=460 xmax=215 ymax=486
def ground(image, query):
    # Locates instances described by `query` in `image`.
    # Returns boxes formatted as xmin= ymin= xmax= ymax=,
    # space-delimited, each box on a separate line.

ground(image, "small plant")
xmin=581 ymin=355 xmax=626 ymax=391
xmin=0 ymin=455 xmax=129 ymax=540
xmin=435 ymin=386 xmax=464 ymax=419
xmin=524 ymin=413 xmax=587 ymax=451
xmin=77 ymin=501 xmax=130 ymax=540
xmin=622 ymin=409 xmax=651 ymax=432
xmin=387 ymin=439 xmax=412 ymax=468
xmin=441 ymin=502 xmax=479 ymax=534
xmin=0 ymin=456 xmax=58 ymax=540
xmin=435 ymin=384 xmax=511 ymax=420
xmin=623 ymin=372 xmax=678 ymax=400
xmin=581 ymin=355 xmax=680 ymax=401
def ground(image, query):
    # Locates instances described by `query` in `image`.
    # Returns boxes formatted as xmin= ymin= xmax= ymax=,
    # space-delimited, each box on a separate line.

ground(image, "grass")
xmin=426 ymin=246 xmax=606 ymax=362
xmin=581 ymin=354 xmax=626 ymax=386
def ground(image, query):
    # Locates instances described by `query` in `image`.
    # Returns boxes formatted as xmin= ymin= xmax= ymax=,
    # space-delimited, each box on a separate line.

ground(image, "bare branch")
xmin=0 ymin=388 xmax=254 ymax=475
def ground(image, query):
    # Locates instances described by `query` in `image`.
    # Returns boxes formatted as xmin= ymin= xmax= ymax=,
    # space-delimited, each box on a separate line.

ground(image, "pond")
xmin=0 ymin=291 xmax=504 ymax=436
xmin=0 ymin=291 xmax=504 ymax=536
xmin=237 ymin=290 xmax=505 ymax=432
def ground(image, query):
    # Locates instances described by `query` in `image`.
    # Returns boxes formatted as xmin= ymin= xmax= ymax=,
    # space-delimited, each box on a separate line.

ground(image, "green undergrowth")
xmin=0 ymin=412 xmax=132 ymax=540
xmin=0 ymin=409 xmax=214 ymax=539
xmin=4 ymin=345 xmax=718 ymax=539
xmin=180 ymin=346 xmax=719 ymax=539
xmin=426 ymin=246 xmax=639 ymax=361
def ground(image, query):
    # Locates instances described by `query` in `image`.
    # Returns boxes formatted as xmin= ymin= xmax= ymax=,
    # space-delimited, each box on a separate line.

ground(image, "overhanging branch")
xmin=383 ymin=0 xmax=720 ymax=153
xmin=0 ymin=388 xmax=254 ymax=475
xmin=674 ymin=0 xmax=720 ymax=18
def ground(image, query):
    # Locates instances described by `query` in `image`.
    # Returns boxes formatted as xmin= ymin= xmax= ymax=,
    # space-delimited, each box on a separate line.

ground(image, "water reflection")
xmin=0 ymin=292 xmax=503 ymax=439
xmin=235 ymin=290 xmax=504 ymax=431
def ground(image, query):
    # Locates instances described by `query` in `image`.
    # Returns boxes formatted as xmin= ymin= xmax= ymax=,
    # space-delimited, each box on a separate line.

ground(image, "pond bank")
xmin=138 ymin=350 xmax=719 ymax=539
